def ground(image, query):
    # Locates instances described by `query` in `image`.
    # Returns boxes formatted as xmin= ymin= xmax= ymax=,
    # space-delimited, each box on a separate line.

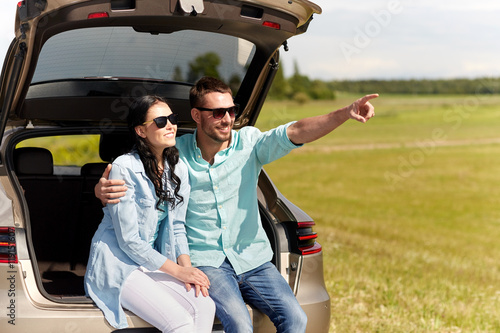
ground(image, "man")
xmin=97 ymin=77 xmax=377 ymax=332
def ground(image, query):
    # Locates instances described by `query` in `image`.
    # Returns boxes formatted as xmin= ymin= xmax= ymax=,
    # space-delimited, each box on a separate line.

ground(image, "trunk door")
xmin=0 ymin=0 xmax=321 ymax=135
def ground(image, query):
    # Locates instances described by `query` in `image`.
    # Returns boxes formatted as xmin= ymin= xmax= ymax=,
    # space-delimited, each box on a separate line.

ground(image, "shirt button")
xmin=214 ymin=186 xmax=218 ymax=190
xmin=219 ymin=205 xmax=222 ymax=209
xmin=223 ymin=226 xmax=227 ymax=230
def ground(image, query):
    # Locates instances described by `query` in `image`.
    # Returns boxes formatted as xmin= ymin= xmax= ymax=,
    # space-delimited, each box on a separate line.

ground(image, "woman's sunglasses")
xmin=142 ymin=114 xmax=179 ymax=128
xmin=195 ymin=105 xmax=239 ymax=119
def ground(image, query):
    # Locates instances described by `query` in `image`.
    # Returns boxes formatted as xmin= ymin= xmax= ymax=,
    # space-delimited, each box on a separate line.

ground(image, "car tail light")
xmin=262 ymin=21 xmax=280 ymax=30
xmin=0 ymin=227 xmax=17 ymax=264
xmin=88 ymin=12 xmax=109 ymax=19
xmin=297 ymin=221 xmax=322 ymax=255
xmin=17 ymin=0 xmax=47 ymax=22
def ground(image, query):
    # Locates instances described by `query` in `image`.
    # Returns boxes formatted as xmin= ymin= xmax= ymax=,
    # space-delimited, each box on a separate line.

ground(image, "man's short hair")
xmin=190 ymin=76 xmax=232 ymax=108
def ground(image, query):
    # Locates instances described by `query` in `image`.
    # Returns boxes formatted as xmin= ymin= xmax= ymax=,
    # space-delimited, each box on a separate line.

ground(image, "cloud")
xmin=282 ymin=0 xmax=500 ymax=80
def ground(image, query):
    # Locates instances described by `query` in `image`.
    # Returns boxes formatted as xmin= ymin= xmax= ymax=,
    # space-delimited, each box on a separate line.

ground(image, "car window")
xmin=32 ymin=27 xmax=256 ymax=87
xmin=16 ymin=135 xmax=102 ymax=175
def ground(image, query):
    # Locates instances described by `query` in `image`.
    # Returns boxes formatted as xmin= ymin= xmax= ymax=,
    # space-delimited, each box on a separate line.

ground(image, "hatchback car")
xmin=0 ymin=0 xmax=329 ymax=332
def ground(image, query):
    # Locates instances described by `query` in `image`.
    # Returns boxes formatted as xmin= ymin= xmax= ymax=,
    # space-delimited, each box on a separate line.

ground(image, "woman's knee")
xmin=194 ymin=295 xmax=216 ymax=319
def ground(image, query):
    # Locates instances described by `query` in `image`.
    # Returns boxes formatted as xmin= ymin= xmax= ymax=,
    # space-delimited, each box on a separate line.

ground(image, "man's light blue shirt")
xmin=176 ymin=122 xmax=300 ymax=275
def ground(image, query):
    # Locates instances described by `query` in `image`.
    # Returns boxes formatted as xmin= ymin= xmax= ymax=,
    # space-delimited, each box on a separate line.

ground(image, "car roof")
xmin=1 ymin=0 xmax=321 ymax=130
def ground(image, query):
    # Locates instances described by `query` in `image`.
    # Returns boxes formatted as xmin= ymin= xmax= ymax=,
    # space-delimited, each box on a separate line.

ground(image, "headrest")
xmin=99 ymin=132 xmax=133 ymax=162
xmin=81 ymin=162 xmax=108 ymax=176
xmin=14 ymin=147 xmax=54 ymax=175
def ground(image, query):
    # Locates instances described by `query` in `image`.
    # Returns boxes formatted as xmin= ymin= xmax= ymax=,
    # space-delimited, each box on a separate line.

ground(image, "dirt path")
xmin=292 ymin=137 xmax=500 ymax=153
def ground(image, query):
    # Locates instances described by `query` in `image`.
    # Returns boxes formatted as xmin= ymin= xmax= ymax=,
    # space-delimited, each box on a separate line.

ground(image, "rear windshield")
xmin=32 ymin=27 xmax=255 ymax=87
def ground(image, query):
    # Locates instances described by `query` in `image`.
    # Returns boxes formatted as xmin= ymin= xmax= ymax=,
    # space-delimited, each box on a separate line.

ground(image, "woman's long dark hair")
xmin=127 ymin=95 xmax=183 ymax=210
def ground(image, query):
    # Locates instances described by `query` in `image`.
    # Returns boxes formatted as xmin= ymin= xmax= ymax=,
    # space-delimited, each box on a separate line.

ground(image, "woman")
xmin=84 ymin=95 xmax=215 ymax=332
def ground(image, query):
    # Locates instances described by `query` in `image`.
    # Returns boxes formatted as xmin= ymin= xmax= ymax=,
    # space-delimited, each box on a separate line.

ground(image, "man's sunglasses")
xmin=195 ymin=105 xmax=239 ymax=119
xmin=142 ymin=114 xmax=179 ymax=128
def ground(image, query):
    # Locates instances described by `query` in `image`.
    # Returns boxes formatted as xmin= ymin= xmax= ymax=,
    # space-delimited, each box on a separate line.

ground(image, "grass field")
xmin=256 ymin=94 xmax=500 ymax=332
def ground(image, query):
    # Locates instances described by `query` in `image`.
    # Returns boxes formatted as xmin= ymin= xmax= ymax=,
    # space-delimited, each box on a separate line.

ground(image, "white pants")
xmin=121 ymin=267 xmax=216 ymax=333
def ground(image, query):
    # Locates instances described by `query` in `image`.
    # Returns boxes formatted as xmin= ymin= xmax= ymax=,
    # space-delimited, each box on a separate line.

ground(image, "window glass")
xmin=32 ymin=27 xmax=255 ymax=88
xmin=16 ymin=135 xmax=102 ymax=174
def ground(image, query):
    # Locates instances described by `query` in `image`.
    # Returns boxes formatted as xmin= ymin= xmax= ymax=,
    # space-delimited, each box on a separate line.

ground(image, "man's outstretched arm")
xmin=286 ymin=94 xmax=378 ymax=145
xmin=95 ymin=164 xmax=127 ymax=205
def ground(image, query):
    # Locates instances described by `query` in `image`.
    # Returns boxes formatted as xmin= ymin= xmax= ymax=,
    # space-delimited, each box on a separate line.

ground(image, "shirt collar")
xmin=191 ymin=129 xmax=235 ymax=165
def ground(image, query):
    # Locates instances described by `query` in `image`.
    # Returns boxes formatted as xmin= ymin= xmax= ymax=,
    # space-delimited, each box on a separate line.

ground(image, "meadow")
xmin=256 ymin=94 xmax=500 ymax=332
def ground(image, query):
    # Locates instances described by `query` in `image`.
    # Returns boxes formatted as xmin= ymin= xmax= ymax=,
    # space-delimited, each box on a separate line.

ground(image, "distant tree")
xmin=288 ymin=60 xmax=311 ymax=96
xmin=228 ymin=74 xmax=241 ymax=95
xmin=309 ymin=79 xmax=335 ymax=100
xmin=332 ymin=77 xmax=500 ymax=95
xmin=187 ymin=52 xmax=221 ymax=83
xmin=173 ymin=66 xmax=184 ymax=82
xmin=268 ymin=61 xmax=291 ymax=100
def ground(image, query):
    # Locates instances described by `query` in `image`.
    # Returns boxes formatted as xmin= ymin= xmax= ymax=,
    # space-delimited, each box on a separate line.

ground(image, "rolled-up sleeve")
xmin=254 ymin=121 xmax=303 ymax=166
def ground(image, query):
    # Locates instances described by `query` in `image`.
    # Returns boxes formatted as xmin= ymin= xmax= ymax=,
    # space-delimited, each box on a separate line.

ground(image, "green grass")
xmin=257 ymin=94 xmax=500 ymax=332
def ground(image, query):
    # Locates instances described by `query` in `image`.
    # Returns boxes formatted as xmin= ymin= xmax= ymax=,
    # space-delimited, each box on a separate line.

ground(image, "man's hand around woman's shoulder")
xmin=95 ymin=164 xmax=127 ymax=205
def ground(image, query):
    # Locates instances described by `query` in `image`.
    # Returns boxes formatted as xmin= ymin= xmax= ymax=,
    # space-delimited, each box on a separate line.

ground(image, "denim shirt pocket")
xmin=136 ymin=195 xmax=156 ymax=241
xmin=136 ymin=195 xmax=155 ymax=224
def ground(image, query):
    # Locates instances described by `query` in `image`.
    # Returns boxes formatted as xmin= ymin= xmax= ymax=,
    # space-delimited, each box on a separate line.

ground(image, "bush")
xmin=293 ymin=92 xmax=310 ymax=105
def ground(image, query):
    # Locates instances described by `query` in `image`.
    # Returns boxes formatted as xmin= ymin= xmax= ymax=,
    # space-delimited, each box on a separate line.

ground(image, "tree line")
xmin=269 ymin=61 xmax=500 ymax=102
xmin=171 ymin=52 xmax=500 ymax=102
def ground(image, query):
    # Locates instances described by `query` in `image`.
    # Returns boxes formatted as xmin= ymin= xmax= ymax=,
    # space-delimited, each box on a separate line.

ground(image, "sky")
xmin=1 ymin=0 xmax=500 ymax=81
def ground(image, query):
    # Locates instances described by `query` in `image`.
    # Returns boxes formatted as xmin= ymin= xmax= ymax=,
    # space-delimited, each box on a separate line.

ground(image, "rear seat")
xmin=70 ymin=162 xmax=108 ymax=269
xmin=14 ymin=147 xmax=82 ymax=264
xmin=14 ymin=133 xmax=133 ymax=296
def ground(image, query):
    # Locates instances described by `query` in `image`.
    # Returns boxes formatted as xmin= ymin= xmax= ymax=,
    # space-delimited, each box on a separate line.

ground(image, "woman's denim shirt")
xmin=84 ymin=152 xmax=190 ymax=329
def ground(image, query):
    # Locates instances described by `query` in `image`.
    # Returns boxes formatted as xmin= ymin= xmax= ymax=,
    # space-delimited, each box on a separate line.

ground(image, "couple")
xmin=85 ymin=76 xmax=378 ymax=332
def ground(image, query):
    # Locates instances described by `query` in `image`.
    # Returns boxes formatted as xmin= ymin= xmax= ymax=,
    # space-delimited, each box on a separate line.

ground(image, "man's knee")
xmin=291 ymin=306 xmax=308 ymax=331
xmin=214 ymin=299 xmax=252 ymax=333
xmin=276 ymin=303 xmax=307 ymax=333
xmin=220 ymin=315 xmax=253 ymax=333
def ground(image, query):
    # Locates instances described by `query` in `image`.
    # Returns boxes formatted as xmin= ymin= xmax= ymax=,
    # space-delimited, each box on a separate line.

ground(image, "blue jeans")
xmin=198 ymin=259 xmax=307 ymax=333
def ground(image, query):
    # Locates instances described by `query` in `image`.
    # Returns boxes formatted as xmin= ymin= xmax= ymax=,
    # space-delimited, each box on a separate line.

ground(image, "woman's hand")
xmin=162 ymin=255 xmax=210 ymax=297
xmin=185 ymin=282 xmax=210 ymax=297
xmin=174 ymin=266 xmax=211 ymax=297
